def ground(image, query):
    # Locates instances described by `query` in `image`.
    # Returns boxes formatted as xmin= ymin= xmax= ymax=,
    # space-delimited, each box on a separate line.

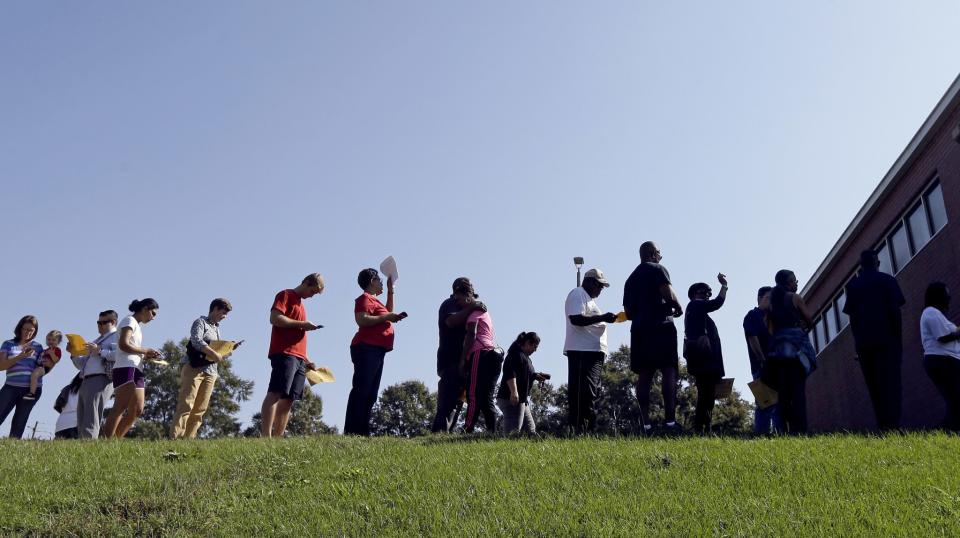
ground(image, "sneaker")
xmin=660 ymin=422 xmax=685 ymax=437
xmin=22 ymin=393 xmax=36 ymax=401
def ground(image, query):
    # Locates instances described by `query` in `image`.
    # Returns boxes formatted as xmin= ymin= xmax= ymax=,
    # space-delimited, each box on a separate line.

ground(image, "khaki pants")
xmin=170 ymin=364 xmax=218 ymax=439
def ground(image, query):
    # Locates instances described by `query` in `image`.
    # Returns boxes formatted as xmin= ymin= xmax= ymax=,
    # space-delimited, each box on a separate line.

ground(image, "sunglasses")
xmin=96 ymin=320 xmax=114 ymax=326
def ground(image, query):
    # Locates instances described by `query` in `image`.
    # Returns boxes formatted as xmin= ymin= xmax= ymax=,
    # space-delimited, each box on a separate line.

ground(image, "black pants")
xmin=924 ymin=354 xmax=960 ymax=431
xmin=464 ymin=349 xmax=503 ymax=432
xmin=762 ymin=359 xmax=807 ymax=434
xmin=344 ymin=343 xmax=388 ymax=436
xmin=858 ymin=346 xmax=902 ymax=430
xmin=567 ymin=351 xmax=604 ymax=434
xmin=431 ymin=361 xmax=464 ymax=433
xmin=55 ymin=427 xmax=79 ymax=439
xmin=694 ymin=374 xmax=720 ymax=433
xmin=0 ymin=385 xmax=42 ymax=439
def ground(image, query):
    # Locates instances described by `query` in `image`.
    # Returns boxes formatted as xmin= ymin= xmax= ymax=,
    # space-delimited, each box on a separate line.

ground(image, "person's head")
xmin=129 ymin=298 xmax=159 ymax=324
xmin=859 ymin=250 xmax=880 ymax=272
xmin=687 ymin=282 xmax=712 ymax=301
xmin=45 ymin=330 xmax=63 ymax=348
xmin=510 ymin=331 xmax=541 ymax=355
xmin=13 ymin=315 xmax=38 ymax=343
xmin=451 ymin=277 xmax=473 ymax=297
xmin=453 ymin=280 xmax=478 ymax=308
xmin=298 ymin=273 xmax=325 ymax=298
xmin=97 ymin=310 xmax=118 ymax=335
xmin=925 ymin=282 xmax=951 ymax=312
xmin=757 ymin=286 xmax=773 ymax=310
xmin=774 ymin=270 xmax=798 ymax=293
xmin=208 ymin=298 xmax=233 ymax=324
xmin=640 ymin=241 xmax=662 ymax=263
xmin=357 ymin=268 xmax=383 ymax=296
xmin=582 ymin=268 xmax=610 ymax=298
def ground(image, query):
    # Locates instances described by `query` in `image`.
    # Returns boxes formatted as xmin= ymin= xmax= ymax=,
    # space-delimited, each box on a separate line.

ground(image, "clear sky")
xmin=2 ymin=2 xmax=959 ymax=437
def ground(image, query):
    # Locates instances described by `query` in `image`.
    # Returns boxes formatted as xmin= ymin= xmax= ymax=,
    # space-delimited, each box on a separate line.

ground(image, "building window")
xmin=907 ymin=202 xmax=932 ymax=253
xmin=809 ymin=331 xmax=818 ymax=353
xmin=823 ymin=305 xmax=837 ymax=342
xmin=835 ymin=290 xmax=849 ymax=330
xmin=816 ymin=317 xmax=828 ymax=350
xmin=889 ymin=223 xmax=911 ymax=272
xmin=926 ymin=182 xmax=948 ymax=233
xmin=877 ymin=241 xmax=893 ymax=275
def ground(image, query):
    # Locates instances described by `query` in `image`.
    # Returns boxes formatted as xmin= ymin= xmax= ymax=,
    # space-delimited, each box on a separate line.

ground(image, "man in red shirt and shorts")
xmin=260 ymin=273 xmax=324 ymax=437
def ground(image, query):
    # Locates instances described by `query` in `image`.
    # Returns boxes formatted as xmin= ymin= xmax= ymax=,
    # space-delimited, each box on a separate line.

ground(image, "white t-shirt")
xmin=55 ymin=390 xmax=79 ymax=433
xmin=113 ymin=315 xmax=144 ymax=370
xmin=920 ymin=307 xmax=960 ymax=359
xmin=564 ymin=286 xmax=608 ymax=355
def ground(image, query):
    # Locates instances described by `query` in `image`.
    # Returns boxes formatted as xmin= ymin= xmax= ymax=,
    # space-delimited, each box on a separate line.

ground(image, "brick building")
xmin=801 ymin=73 xmax=960 ymax=430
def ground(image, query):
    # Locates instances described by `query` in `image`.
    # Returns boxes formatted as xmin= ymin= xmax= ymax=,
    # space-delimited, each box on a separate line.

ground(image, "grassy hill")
xmin=2 ymin=433 xmax=959 ymax=536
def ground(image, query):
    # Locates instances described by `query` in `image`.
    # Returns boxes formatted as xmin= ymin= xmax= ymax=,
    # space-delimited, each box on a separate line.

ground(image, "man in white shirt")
xmin=564 ymin=268 xmax=618 ymax=433
xmin=70 ymin=310 xmax=119 ymax=439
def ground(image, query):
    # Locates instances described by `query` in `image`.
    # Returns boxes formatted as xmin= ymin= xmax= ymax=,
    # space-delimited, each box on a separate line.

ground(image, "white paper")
xmin=380 ymin=255 xmax=399 ymax=284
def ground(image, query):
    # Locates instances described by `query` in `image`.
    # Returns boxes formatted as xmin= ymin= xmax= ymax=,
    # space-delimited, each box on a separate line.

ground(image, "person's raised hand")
xmin=718 ymin=273 xmax=728 ymax=287
xmin=387 ymin=275 xmax=395 ymax=293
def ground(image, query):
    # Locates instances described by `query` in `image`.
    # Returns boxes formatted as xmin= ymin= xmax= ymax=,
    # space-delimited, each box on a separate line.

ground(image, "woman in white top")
xmin=54 ymin=374 xmax=82 ymax=439
xmin=103 ymin=298 xmax=160 ymax=439
xmin=920 ymin=282 xmax=960 ymax=431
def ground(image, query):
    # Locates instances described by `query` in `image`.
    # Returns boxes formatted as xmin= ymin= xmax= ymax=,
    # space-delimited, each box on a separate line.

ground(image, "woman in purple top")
xmin=457 ymin=287 xmax=503 ymax=433
xmin=0 ymin=316 xmax=48 ymax=438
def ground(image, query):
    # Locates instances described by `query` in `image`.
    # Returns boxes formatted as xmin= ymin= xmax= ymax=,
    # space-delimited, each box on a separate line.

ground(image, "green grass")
xmin=2 ymin=433 xmax=959 ymax=536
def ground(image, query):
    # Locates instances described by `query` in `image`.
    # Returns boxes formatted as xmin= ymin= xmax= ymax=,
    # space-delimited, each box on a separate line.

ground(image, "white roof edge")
xmin=801 ymin=73 xmax=960 ymax=298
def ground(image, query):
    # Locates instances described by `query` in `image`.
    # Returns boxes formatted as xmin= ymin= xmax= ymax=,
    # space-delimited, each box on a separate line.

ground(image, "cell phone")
xmin=235 ymin=340 xmax=245 ymax=347
xmin=397 ymin=312 xmax=409 ymax=320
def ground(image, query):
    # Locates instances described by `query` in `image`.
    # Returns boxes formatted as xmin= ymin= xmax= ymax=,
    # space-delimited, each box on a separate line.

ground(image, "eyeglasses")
xmin=96 ymin=320 xmax=113 ymax=326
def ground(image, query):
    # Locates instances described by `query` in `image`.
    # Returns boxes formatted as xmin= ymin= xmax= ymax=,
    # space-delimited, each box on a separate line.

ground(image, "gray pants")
xmin=77 ymin=374 xmax=113 ymax=439
xmin=497 ymin=397 xmax=536 ymax=434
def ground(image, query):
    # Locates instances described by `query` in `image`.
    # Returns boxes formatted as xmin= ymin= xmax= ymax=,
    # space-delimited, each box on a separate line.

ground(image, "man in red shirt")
xmin=260 ymin=273 xmax=324 ymax=438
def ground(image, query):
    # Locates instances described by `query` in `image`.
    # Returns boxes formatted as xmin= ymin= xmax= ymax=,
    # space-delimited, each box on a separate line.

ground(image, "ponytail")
xmin=128 ymin=298 xmax=159 ymax=313
xmin=509 ymin=331 xmax=541 ymax=354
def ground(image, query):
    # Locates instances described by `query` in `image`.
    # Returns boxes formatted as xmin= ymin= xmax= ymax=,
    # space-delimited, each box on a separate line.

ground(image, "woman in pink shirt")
xmin=457 ymin=287 xmax=503 ymax=433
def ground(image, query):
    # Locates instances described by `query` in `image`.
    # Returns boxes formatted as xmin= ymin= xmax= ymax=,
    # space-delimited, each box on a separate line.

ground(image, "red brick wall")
xmin=803 ymin=100 xmax=960 ymax=431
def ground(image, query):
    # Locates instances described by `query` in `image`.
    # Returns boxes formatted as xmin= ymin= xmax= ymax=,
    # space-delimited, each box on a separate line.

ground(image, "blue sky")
xmin=2 ymin=2 xmax=959 ymax=436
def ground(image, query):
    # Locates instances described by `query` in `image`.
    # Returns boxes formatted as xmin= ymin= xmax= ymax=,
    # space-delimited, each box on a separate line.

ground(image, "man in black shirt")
xmin=431 ymin=277 xmax=486 ymax=433
xmin=623 ymin=241 xmax=684 ymax=433
xmin=842 ymin=250 xmax=906 ymax=431
xmin=743 ymin=286 xmax=783 ymax=434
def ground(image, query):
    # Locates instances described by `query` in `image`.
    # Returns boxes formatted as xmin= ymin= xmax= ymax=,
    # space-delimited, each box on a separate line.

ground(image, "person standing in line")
xmin=623 ymin=241 xmax=684 ymax=434
xmin=459 ymin=287 xmax=502 ymax=433
xmin=564 ymin=268 xmax=618 ymax=434
xmin=344 ymin=268 xmax=404 ymax=436
xmin=743 ymin=287 xmax=783 ymax=434
xmin=497 ymin=331 xmax=549 ymax=435
xmin=103 ymin=299 xmax=161 ymax=439
xmin=261 ymin=274 xmax=324 ymax=438
xmin=54 ymin=374 xmax=83 ymax=439
xmin=683 ymin=275 xmax=728 ymax=434
xmin=432 ymin=278 xmax=486 ymax=433
xmin=763 ymin=270 xmax=817 ymax=434
xmin=842 ymin=250 xmax=906 ymax=431
xmin=920 ymin=282 xmax=960 ymax=430
xmin=71 ymin=310 xmax=120 ymax=439
xmin=171 ymin=298 xmax=237 ymax=439
xmin=0 ymin=316 xmax=46 ymax=438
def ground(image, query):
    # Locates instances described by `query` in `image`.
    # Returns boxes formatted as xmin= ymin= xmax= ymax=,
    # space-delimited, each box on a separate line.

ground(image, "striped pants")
xmin=463 ymin=348 xmax=504 ymax=432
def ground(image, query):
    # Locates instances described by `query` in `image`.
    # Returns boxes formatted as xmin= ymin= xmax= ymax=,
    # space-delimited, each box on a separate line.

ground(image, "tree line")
xmin=122 ymin=341 xmax=752 ymax=439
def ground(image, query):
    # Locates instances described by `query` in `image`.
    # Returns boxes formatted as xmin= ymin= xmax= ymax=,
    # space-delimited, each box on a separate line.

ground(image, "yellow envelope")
xmin=208 ymin=340 xmax=237 ymax=357
xmin=306 ymin=367 xmax=336 ymax=386
xmin=65 ymin=334 xmax=87 ymax=356
xmin=614 ymin=311 xmax=628 ymax=323
xmin=148 ymin=359 xmax=169 ymax=367
xmin=714 ymin=377 xmax=735 ymax=399
xmin=748 ymin=379 xmax=778 ymax=409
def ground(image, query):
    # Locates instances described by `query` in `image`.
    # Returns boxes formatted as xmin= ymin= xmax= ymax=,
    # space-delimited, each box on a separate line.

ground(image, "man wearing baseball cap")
xmin=564 ymin=268 xmax=618 ymax=433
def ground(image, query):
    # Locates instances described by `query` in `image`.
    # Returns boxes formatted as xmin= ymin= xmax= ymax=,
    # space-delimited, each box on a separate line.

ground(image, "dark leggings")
xmin=0 ymin=384 xmax=42 ymax=439
xmin=464 ymin=349 xmax=503 ymax=432
xmin=924 ymin=354 xmax=960 ymax=431
xmin=635 ymin=366 xmax=678 ymax=425
xmin=762 ymin=359 xmax=808 ymax=434
xmin=343 ymin=343 xmax=387 ymax=436
xmin=694 ymin=374 xmax=720 ymax=433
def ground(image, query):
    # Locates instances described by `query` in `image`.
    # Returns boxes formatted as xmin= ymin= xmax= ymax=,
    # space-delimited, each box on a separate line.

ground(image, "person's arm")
xmin=356 ymin=311 xmax=402 ymax=327
xmin=385 ymin=276 xmax=395 ymax=313
xmin=445 ymin=302 xmax=485 ymax=328
xmin=0 ymin=345 xmax=37 ymax=371
xmin=792 ymin=294 xmax=816 ymax=329
xmin=192 ymin=319 xmax=224 ymax=362
xmin=117 ymin=327 xmax=156 ymax=357
xmin=270 ymin=309 xmax=318 ymax=330
xmin=660 ymin=284 xmax=683 ymax=317
xmin=936 ymin=330 xmax=960 ymax=343
xmin=506 ymin=377 xmax=520 ymax=405
xmin=460 ymin=321 xmax=478 ymax=368
xmin=746 ymin=335 xmax=765 ymax=364
xmin=569 ymin=313 xmax=617 ymax=326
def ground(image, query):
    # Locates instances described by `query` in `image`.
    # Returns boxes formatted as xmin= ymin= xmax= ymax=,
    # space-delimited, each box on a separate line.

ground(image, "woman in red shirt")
xmin=344 ymin=268 xmax=404 ymax=435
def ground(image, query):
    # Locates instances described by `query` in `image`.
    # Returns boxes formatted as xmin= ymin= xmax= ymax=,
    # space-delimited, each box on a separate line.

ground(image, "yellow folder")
xmin=208 ymin=340 xmax=237 ymax=357
xmin=65 ymin=334 xmax=87 ymax=356
xmin=306 ymin=367 xmax=336 ymax=386
xmin=748 ymin=379 xmax=779 ymax=409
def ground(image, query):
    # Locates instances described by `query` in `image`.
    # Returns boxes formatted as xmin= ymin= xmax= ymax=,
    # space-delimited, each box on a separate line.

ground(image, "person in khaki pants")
xmin=171 ymin=298 xmax=237 ymax=439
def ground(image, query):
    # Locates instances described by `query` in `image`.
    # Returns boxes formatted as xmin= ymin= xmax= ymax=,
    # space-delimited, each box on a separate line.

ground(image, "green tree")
xmin=243 ymin=389 xmax=338 ymax=436
xmin=370 ymin=380 xmax=437 ymax=437
xmin=126 ymin=339 xmax=254 ymax=439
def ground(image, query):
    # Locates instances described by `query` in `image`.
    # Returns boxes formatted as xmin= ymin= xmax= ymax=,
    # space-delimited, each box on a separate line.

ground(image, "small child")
xmin=24 ymin=330 xmax=63 ymax=401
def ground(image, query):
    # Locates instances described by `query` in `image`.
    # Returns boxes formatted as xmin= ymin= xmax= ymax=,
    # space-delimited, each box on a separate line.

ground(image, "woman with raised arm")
xmin=103 ymin=298 xmax=160 ymax=439
xmin=683 ymin=274 xmax=729 ymax=434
